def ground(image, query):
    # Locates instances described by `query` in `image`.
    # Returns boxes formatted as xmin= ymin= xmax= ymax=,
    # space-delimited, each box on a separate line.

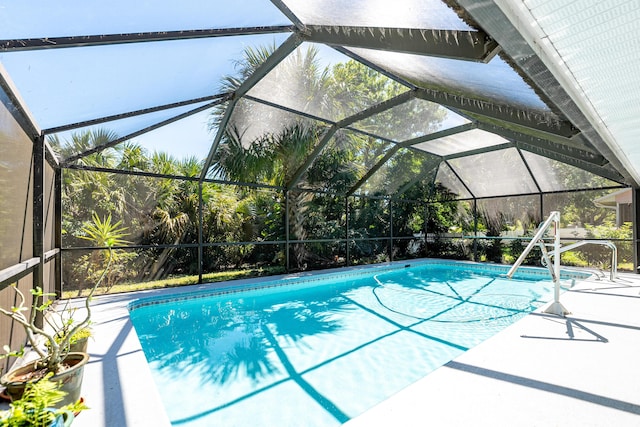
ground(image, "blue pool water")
xmin=129 ymin=261 xmax=586 ymax=426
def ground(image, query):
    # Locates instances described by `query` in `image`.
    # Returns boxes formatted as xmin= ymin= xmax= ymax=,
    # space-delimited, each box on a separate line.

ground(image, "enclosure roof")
xmin=1 ymin=0 xmax=637 ymax=200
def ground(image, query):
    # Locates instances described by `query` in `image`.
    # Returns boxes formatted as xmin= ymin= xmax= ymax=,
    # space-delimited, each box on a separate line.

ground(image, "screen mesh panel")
xmin=226 ymin=98 xmax=325 ymax=149
xmin=346 ymin=48 xmax=553 ymax=112
xmin=348 ymin=197 xmax=390 ymax=238
xmin=1 ymin=33 xmax=289 ymax=130
xmin=288 ymin=191 xmax=346 ymax=240
xmin=301 ymin=129 xmax=394 ymax=193
xmin=447 ymin=148 xmax=539 ymax=198
xmin=44 ymin=163 xmax=56 ymax=252
xmin=247 ymin=43 xmax=410 ymax=123
xmin=414 ymin=128 xmax=508 ymax=157
xmin=0 ymin=101 xmax=34 ymax=270
xmin=282 ymin=0 xmax=471 ymax=29
xmin=62 ymin=170 xmax=199 ymax=247
xmin=351 ymin=98 xmax=468 ymax=142
xmin=203 ymin=184 xmax=284 ymax=243
xmin=357 ymin=148 xmax=439 ymax=196
xmin=522 ymin=150 xmax=621 ymax=192
xmin=52 ymin=101 xmax=213 ymax=165
xmin=477 ymin=195 xmax=541 ymax=236
xmin=434 ymin=162 xmax=473 ymax=199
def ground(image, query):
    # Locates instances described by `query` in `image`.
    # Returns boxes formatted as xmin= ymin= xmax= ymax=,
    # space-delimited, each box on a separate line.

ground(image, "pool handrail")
xmin=506 ymin=211 xmax=569 ymax=316
xmin=550 ymin=240 xmax=618 ymax=281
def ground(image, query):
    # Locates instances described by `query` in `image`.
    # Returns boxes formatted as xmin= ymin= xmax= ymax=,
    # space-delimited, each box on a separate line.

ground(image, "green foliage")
xmin=583 ymin=221 xmax=633 ymax=268
xmin=0 ymin=374 xmax=87 ymax=427
xmin=75 ymin=213 xmax=135 ymax=291
xmin=61 ymin=265 xmax=287 ymax=298
xmin=483 ymin=239 xmax=504 ymax=263
xmin=507 ymin=239 xmax=541 ymax=266
xmin=585 ymin=221 xmax=632 ymax=240
xmin=560 ymin=250 xmax=588 ymax=267
xmin=79 ymin=212 xmax=130 ymax=247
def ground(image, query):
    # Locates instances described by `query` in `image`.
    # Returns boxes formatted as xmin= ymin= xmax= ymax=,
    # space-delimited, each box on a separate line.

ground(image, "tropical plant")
xmin=75 ymin=212 xmax=133 ymax=292
xmin=0 ymin=374 xmax=87 ymax=427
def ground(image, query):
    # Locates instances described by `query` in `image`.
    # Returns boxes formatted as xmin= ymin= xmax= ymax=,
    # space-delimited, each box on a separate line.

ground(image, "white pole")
xmin=544 ymin=211 xmax=570 ymax=316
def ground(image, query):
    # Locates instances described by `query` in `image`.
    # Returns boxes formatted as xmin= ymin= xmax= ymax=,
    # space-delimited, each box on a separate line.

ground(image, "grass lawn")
xmin=62 ymin=266 xmax=286 ymax=299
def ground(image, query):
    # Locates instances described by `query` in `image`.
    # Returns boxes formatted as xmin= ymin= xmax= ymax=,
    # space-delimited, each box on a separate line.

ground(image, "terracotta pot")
xmin=1 ymin=352 xmax=89 ymax=407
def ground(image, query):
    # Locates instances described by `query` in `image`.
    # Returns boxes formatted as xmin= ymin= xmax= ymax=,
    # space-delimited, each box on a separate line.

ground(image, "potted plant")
xmin=0 ymin=283 xmax=95 ymax=406
xmin=0 ymin=213 xmax=128 ymax=406
xmin=0 ymin=373 xmax=87 ymax=427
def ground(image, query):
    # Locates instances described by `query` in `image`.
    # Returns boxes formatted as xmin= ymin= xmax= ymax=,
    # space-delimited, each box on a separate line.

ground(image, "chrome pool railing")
xmin=549 ymin=240 xmax=618 ymax=281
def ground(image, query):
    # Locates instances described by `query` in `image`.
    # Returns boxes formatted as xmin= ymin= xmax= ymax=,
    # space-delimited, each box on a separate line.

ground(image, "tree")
xmin=210 ymin=45 xmax=335 ymax=269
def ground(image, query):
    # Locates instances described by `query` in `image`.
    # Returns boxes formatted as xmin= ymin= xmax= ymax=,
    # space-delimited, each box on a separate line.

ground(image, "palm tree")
xmin=136 ymin=154 xmax=202 ymax=279
xmin=210 ymin=45 xmax=335 ymax=269
xmin=50 ymin=130 xmax=129 ymax=247
xmin=117 ymin=141 xmax=149 ymax=172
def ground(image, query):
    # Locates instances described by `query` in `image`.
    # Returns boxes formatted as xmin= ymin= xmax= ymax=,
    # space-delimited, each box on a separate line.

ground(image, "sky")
xmin=132 ymin=109 xmax=215 ymax=161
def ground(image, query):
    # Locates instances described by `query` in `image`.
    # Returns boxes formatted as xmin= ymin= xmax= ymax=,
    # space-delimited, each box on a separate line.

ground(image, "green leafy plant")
xmin=0 ymin=374 xmax=87 ymax=426
xmin=79 ymin=212 xmax=130 ymax=248
xmin=77 ymin=213 xmax=133 ymax=292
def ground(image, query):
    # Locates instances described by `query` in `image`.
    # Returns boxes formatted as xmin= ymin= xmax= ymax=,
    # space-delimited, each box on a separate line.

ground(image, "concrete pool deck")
xmin=69 ymin=266 xmax=640 ymax=427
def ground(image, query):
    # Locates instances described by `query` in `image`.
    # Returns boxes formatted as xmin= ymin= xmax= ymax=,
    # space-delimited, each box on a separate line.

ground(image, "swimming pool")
xmin=129 ymin=260 xmax=588 ymax=426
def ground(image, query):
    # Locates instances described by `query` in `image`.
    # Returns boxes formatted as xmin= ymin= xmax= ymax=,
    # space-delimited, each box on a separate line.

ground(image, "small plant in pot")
xmin=0 ymin=213 xmax=128 ymax=407
xmin=0 ymin=280 xmax=98 ymax=407
xmin=0 ymin=373 xmax=87 ymax=427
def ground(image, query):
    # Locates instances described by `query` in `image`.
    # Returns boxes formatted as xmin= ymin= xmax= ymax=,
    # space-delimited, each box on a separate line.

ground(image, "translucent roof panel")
xmin=414 ymin=128 xmax=509 ymax=157
xmin=358 ymin=148 xmax=439 ymax=196
xmin=282 ymin=0 xmax=473 ymax=29
xmin=246 ymin=42 xmax=410 ymax=123
xmin=0 ymin=0 xmax=290 ymax=38
xmin=50 ymin=101 xmax=213 ymax=161
xmin=447 ymin=148 xmax=539 ymax=198
xmin=350 ymin=98 xmax=470 ymax=143
xmin=0 ymin=33 xmax=290 ymax=130
xmin=346 ymin=48 xmax=552 ymax=113
xmin=226 ymin=98 xmax=326 ymax=149
xmin=434 ymin=162 xmax=473 ymax=199
xmin=301 ymin=129 xmax=394 ymax=192
xmin=521 ymin=151 xmax=622 ymax=192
